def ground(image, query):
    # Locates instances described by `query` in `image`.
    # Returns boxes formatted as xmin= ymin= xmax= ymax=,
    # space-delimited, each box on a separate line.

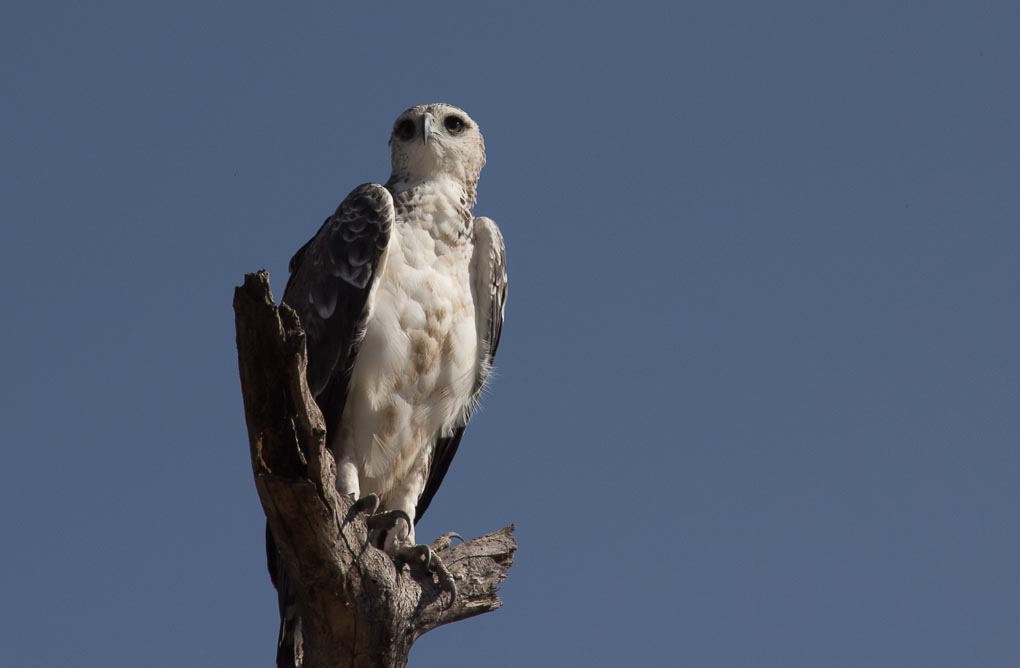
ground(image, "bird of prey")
xmin=269 ymin=103 xmax=507 ymax=665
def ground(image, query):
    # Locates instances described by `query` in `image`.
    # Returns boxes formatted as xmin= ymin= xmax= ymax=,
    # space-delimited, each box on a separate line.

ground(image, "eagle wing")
xmin=282 ymin=183 xmax=394 ymax=436
xmin=415 ymin=216 xmax=508 ymax=521
xmin=272 ymin=183 xmax=393 ymax=668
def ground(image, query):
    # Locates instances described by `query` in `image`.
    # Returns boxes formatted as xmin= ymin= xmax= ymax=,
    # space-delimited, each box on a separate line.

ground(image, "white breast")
xmin=337 ymin=179 xmax=478 ymax=500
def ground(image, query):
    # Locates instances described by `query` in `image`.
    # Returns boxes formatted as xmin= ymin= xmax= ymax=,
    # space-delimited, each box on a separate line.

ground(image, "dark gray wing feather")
xmin=416 ymin=217 xmax=507 ymax=522
xmin=271 ymin=183 xmax=392 ymax=668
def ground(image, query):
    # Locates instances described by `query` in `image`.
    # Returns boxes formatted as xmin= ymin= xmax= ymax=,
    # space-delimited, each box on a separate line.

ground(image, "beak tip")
xmin=421 ymin=112 xmax=436 ymax=145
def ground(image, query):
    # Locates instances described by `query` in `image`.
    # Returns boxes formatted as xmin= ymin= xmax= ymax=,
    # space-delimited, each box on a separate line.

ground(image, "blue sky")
xmin=1 ymin=2 xmax=1018 ymax=666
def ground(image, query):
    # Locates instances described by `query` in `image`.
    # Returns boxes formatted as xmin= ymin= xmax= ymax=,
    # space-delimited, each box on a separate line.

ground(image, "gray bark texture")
xmin=234 ymin=270 xmax=517 ymax=668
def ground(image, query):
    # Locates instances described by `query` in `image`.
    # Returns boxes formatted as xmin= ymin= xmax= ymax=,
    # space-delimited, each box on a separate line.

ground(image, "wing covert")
xmin=282 ymin=183 xmax=393 ymax=414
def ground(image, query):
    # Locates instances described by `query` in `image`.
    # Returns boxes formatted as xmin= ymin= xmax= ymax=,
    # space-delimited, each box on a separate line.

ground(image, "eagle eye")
xmin=443 ymin=115 xmax=466 ymax=134
xmin=395 ymin=119 xmax=416 ymax=141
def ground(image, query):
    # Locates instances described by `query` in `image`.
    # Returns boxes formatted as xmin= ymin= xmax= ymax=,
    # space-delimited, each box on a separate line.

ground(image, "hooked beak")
xmin=421 ymin=112 xmax=437 ymax=145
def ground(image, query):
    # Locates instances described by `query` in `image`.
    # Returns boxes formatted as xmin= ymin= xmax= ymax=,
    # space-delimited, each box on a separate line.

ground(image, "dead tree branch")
xmin=234 ymin=270 xmax=516 ymax=668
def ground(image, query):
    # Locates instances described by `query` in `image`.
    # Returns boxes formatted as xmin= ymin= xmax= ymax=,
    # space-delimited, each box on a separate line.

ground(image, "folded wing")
xmin=282 ymin=183 xmax=394 ymax=436
xmin=416 ymin=216 xmax=508 ymax=521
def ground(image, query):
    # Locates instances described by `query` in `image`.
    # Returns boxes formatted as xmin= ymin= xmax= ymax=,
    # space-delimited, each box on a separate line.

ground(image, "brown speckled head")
xmin=387 ymin=103 xmax=486 ymax=199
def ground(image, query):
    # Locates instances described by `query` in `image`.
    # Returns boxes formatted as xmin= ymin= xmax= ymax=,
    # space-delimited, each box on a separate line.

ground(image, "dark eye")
xmin=443 ymin=115 xmax=466 ymax=133
xmin=394 ymin=119 xmax=416 ymax=141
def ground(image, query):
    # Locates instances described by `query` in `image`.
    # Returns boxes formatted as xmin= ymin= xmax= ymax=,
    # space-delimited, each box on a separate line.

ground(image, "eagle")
xmin=268 ymin=103 xmax=507 ymax=665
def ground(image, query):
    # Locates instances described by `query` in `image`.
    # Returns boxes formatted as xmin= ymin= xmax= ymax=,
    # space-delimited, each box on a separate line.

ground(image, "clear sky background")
xmin=1 ymin=2 xmax=1018 ymax=667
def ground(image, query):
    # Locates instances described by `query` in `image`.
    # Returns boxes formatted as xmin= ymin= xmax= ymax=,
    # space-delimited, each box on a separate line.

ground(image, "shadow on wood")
xmin=234 ymin=270 xmax=516 ymax=668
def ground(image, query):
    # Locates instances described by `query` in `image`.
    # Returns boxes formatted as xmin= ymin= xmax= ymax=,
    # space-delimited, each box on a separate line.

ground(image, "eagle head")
xmin=388 ymin=103 xmax=486 ymax=193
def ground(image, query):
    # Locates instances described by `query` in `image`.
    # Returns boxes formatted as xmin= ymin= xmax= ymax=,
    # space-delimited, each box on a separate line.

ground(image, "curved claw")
xmin=429 ymin=531 xmax=464 ymax=553
xmin=351 ymin=493 xmax=380 ymax=515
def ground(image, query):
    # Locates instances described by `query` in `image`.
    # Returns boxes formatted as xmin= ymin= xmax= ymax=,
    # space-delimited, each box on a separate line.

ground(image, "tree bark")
xmin=234 ymin=270 xmax=516 ymax=668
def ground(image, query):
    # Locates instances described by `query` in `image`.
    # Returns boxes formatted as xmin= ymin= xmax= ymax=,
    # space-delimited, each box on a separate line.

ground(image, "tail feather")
xmin=267 ymin=524 xmax=303 ymax=668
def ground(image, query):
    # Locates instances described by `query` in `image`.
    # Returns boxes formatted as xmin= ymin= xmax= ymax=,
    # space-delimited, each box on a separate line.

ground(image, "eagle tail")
xmin=267 ymin=525 xmax=303 ymax=668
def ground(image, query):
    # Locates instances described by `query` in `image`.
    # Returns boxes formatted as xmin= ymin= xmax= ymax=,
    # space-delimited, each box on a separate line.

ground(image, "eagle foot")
xmin=394 ymin=542 xmax=457 ymax=607
xmin=365 ymin=508 xmax=411 ymax=535
xmin=365 ymin=511 xmax=459 ymax=607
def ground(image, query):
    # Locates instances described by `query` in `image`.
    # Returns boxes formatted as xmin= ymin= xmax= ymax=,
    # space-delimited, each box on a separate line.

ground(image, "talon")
xmin=429 ymin=531 xmax=463 ymax=553
xmin=351 ymin=493 xmax=380 ymax=515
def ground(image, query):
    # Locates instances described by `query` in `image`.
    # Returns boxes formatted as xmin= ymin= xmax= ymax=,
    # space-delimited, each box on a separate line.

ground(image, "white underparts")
xmin=334 ymin=177 xmax=482 ymax=541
